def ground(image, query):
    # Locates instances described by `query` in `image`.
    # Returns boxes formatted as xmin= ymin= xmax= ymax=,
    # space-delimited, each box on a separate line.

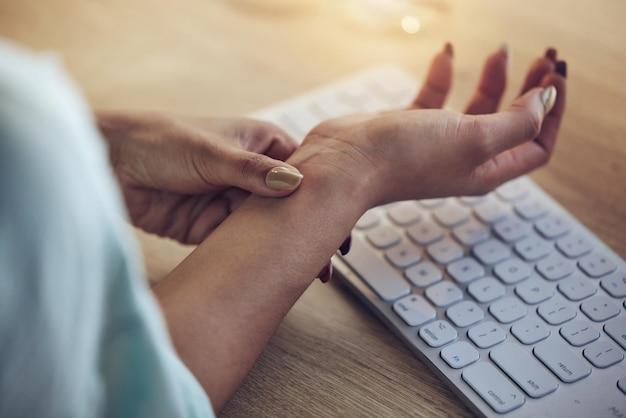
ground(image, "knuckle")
xmin=238 ymin=154 xmax=268 ymax=180
xmin=515 ymin=105 xmax=543 ymax=139
xmin=459 ymin=115 xmax=491 ymax=162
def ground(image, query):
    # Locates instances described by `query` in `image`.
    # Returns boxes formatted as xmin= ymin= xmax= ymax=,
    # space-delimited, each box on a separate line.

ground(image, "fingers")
xmin=464 ymin=66 xmax=566 ymax=192
xmin=410 ymin=43 xmax=453 ymax=109
xmin=518 ymin=48 xmax=557 ymax=95
xmin=464 ymin=44 xmax=509 ymax=115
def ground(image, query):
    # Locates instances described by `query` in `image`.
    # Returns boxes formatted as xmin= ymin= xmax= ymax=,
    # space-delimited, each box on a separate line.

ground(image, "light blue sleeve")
xmin=0 ymin=39 xmax=215 ymax=418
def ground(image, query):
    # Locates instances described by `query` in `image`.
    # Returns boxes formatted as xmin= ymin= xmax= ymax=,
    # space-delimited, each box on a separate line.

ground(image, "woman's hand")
xmin=97 ymin=113 xmax=303 ymax=244
xmin=289 ymin=44 xmax=566 ymax=212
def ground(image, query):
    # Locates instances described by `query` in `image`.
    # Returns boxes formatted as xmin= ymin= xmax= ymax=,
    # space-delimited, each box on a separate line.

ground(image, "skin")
xmin=99 ymin=44 xmax=567 ymax=411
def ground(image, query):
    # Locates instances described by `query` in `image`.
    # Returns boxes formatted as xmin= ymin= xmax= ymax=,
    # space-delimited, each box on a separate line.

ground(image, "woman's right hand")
xmin=287 ymin=44 xmax=567 ymax=214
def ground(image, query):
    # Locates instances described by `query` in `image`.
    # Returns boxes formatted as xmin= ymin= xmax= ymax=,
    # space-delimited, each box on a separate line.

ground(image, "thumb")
xmin=222 ymin=149 xmax=303 ymax=197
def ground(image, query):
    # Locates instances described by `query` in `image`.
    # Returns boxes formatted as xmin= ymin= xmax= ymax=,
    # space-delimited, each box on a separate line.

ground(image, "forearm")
xmin=152 ymin=164 xmax=369 ymax=411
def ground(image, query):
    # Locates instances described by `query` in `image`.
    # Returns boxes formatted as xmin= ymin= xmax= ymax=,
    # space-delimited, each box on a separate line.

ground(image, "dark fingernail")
xmin=544 ymin=48 xmax=557 ymax=61
xmin=317 ymin=262 xmax=333 ymax=283
xmin=555 ymin=60 xmax=567 ymax=78
xmin=443 ymin=42 xmax=453 ymax=58
xmin=339 ymin=235 xmax=352 ymax=256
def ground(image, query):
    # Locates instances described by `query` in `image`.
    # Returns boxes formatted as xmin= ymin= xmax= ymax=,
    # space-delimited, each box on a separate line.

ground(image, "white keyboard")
xmin=251 ymin=65 xmax=626 ymax=418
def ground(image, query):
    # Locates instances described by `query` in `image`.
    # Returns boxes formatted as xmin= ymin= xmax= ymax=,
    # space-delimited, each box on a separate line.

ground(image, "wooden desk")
xmin=2 ymin=0 xmax=624 ymax=416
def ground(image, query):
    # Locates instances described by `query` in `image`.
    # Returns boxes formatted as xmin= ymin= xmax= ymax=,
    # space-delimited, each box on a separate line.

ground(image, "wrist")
xmin=287 ymin=130 xmax=381 ymax=216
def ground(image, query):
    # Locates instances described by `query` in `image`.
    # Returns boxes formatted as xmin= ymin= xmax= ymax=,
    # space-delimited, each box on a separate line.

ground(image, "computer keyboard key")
xmin=385 ymin=241 xmax=422 ymax=269
xmin=468 ymin=321 xmax=507 ymax=348
xmin=514 ymin=198 xmax=550 ymax=220
xmin=407 ymin=220 xmax=443 ymax=245
xmin=433 ymin=204 xmax=470 ymax=227
xmin=493 ymin=216 xmax=531 ymax=243
xmin=557 ymin=273 xmax=597 ymax=301
xmin=366 ymin=224 xmax=402 ymax=249
xmin=604 ymin=317 xmax=626 ymax=349
xmin=425 ymin=281 xmax=463 ymax=307
xmin=600 ymin=271 xmax=626 ymax=298
xmin=489 ymin=297 xmax=528 ymax=324
xmin=462 ymin=362 xmax=525 ymax=414
xmin=493 ymin=257 xmax=532 ymax=284
xmin=441 ymin=341 xmax=479 ymax=369
xmin=447 ymin=257 xmax=485 ymax=284
xmin=496 ymin=180 xmax=528 ymax=202
xmin=426 ymin=238 xmax=464 ymax=265
xmin=458 ymin=195 xmax=487 ymax=206
xmin=536 ymin=253 xmax=575 ymax=281
xmin=468 ymin=277 xmax=506 ymax=303
xmin=387 ymin=201 xmax=423 ymax=226
xmin=535 ymin=215 xmax=571 ymax=239
xmin=537 ymin=298 xmax=577 ymax=325
xmin=452 ymin=219 xmax=490 ymax=246
xmin=515 ymin=275 xmax=555 ymax=305
xmin=578 ymin=252 xmax=617 ymax=278
xmin=446 ymin=300 xmax=484 ymax=328
xmin=618 ymin=378 xmax=626 ymax=395
xmin=580 ymin=296 xmax=620 ymax=322
xmin=556 ymin=234 xmax=594 ymax=258
xmin=583 ymin=340 xmax=624 ymax=368
xmin=515 ymin=236 xmax=553 ymax=261
xmin=560 ymin=320 xmax=600 ymax=346
xmin=355 ymin=209 xmax=381 ymax=230
xmin=490 ymin=343 xmax=559 ymax=398
xmin=393 ymin=294 xmax=437 ymax=327
xmin=473 ymin=239 xmax=511 ymax=265
xmin=342 ymin=235 xmax=410 ymax=301
xmin=534 ymin=339 xmax=591 ymax=383
xmin=419 ymin=198 xmax=447 ymax=209
xmin=405 ymin=261 xmax=442 ymax=288
xmin=511 ymin=317 xmax=551 ymax=345
xmin=474 ymin=200 xmax=509 ymax=224
xmin=419 ymin=320 xmax=458 ymax=347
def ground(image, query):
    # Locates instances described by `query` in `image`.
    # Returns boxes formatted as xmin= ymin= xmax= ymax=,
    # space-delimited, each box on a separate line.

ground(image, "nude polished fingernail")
xmin=541 ymin=85 xmax=557 ymax=114
xmin=265 ymin=166 xmax=303 ymax=191
xmin=444 ymin=42 xmax=453 ymax=57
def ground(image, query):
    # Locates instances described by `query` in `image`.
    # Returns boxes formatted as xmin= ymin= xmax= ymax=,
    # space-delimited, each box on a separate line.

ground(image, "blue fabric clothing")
xmin=0 ymin=39 xmax=215 ymax=418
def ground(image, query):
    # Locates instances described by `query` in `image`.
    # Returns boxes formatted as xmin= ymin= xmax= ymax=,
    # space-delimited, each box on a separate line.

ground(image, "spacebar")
xmin=341 ymin=234 xmax=411 ymax=301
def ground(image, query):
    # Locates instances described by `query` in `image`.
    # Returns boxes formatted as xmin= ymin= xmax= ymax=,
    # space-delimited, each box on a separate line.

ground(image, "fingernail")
xmin=541 ymin=85 xmax=557 ymax=114
xmin=265 ymin=166 xmax=303 ymax=191
xmin=443 ymin=42 xmax=453 ymax=58
xmin=499 ymin=42 xmax=510 ymax=69
xmin=555 ymin=60 xmax=567 ymax=78
xmin=499 ymin=42 xmax=509 ymax=56
xmin=339 ymin=235 xmax=352 ymax=256
xmin=544 ymin=47 xmax=557 ymax=61
xmin=317 ymin=262 xmax=333 ymax=283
